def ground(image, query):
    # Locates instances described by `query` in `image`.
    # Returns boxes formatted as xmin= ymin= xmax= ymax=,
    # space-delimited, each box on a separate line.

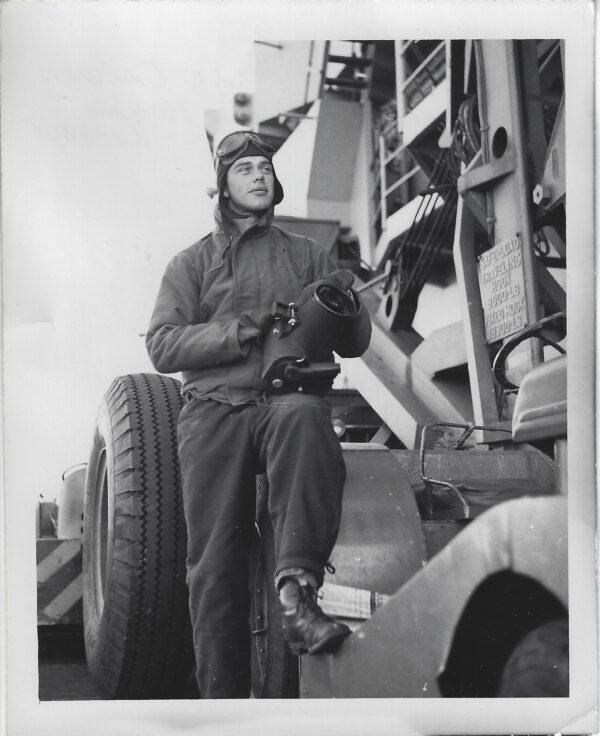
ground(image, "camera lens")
xmin=315 ymin=285 xmax=357 ymax=316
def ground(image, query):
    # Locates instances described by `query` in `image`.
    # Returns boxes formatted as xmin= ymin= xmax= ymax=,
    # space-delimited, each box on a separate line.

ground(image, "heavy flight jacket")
xmin=146 ymin=206 xmax=371 ymax=404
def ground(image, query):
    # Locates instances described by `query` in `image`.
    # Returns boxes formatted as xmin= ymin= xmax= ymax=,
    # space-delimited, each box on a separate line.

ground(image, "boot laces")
xmin=297 ymin=583 xmax=321 ymax=616
xmin=298 ymin=583 xmax=315 ymax=604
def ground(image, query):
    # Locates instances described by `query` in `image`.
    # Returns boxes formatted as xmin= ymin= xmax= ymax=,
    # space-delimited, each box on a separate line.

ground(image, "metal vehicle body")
xmin=37 ymin=38 xmax=578 ymax=701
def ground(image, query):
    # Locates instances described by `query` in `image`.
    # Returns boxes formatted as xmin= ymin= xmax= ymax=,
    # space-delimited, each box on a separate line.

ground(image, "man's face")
xmin=224 ymin=155 xmax=275 ymax=214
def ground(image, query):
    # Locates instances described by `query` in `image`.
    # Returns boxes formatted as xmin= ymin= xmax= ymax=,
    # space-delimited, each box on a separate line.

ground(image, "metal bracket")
xmin=419 ymin=422 xmax=513 ymax=519
xmin=457 ymin=153 xmax=516 ymax=195
xmin=370 ymin=423 xmax=393 ymax=444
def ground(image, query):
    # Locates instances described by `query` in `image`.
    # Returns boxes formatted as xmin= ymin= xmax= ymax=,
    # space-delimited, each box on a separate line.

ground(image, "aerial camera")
xmin=261 ymin=284 xmax=360 ymax=396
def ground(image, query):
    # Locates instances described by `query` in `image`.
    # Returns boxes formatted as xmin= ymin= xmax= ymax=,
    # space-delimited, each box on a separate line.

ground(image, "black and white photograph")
xmin=1 ymin=2 xmax=597 ymax=735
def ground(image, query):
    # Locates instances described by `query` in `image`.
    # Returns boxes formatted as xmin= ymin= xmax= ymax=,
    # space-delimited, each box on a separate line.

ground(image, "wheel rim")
xmin=92 ymin=448 xmax=113 ymax=616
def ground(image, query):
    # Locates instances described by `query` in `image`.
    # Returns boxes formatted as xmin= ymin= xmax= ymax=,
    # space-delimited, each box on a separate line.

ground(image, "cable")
xmin=473 ymin=40 xmax=495 ymax=247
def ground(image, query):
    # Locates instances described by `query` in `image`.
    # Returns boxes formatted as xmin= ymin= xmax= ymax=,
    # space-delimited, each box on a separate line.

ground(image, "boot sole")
xmin=308 ymin=628 xmax=350 ymax=655
xmin=287 ymin=628 xmax=350 ymax=657
xmin=287 ymin=642 xmax=309 ymax=656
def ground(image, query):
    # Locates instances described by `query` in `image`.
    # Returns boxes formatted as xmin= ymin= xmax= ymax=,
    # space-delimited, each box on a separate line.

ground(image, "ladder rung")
xmin=328 ymin=54 xmax=373 ymax=68
xmin=324 ymin=77 xmax=367 ymax=89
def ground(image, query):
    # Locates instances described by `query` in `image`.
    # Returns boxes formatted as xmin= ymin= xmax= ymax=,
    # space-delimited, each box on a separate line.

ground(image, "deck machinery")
xmin=261 ymin=39 xmax=569 ymax=699
xmin=40 ymin=39 xmax=573 ymax=700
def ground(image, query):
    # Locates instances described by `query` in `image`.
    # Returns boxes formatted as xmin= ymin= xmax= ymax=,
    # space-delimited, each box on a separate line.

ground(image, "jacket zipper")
xmin=230 ymin=227 xmax=255 ymax=317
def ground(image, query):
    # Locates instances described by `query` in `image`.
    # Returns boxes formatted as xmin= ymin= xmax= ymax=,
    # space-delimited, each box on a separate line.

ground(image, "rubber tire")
xmin=497 ymin=618 xmax=569 ymax=697
xmin=249 ymin=475 xmax=299 ymax=698
xmin=82 ymin=373 xmax=194 ymax=699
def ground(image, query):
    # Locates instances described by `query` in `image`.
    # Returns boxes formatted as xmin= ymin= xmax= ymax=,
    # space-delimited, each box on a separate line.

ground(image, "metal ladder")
xmin=318 ymin=41 xmax=375 ymax=104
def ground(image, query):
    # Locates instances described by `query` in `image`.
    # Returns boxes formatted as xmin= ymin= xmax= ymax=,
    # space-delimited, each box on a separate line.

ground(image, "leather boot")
xmin=279 ymin=579 xmax=351 ymax=655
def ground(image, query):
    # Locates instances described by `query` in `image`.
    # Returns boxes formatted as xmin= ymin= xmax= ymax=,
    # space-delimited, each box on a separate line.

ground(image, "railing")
xmin=370 ymin=133 xmax=421 ymax=240
xmin=369 ymin=40 xmax=447 ymax=245
xmin=401 ymin=41 xmax=446 ymax=112
xmin=317 ymin=41 xmax=332 ymax=99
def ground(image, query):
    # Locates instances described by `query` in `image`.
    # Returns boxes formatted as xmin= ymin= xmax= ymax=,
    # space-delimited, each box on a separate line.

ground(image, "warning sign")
xmin=479 ymin=234 xmax=528 ymax=343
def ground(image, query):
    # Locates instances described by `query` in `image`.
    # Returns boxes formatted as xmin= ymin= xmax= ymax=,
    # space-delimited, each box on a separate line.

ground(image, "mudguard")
xmin=301 ymin=495 xmax=567 ymax=697
xmin=328 ymin=444 xmax=429 ymax=596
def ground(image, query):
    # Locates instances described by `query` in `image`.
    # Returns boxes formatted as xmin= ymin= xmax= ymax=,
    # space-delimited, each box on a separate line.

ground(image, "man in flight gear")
xmin=146 ymin=131 xmax=371 ymax=698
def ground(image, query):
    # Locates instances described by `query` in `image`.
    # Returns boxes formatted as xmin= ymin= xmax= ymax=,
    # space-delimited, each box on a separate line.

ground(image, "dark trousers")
xmin=177 ymin=393 xmax=346 ymax=698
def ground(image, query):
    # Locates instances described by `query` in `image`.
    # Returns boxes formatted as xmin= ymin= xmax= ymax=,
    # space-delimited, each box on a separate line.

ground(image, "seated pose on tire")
xmin=145 ymin=130 xmax=371 ymax=698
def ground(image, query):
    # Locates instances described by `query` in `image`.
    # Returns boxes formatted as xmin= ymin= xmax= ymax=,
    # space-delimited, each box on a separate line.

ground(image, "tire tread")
xmin=83 ymin=373 xmax=193 ymax=699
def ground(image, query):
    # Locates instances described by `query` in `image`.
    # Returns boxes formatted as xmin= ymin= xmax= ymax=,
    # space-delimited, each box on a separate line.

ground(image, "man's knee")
xmin=268 ymin=393 xmax=331 ymax=431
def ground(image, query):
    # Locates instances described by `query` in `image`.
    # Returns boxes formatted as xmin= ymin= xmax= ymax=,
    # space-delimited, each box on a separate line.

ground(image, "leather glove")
xmin=296 ymin=269 xmax=355 ymax=307
xmin=238 ymin=307 xmax=274 ymax=344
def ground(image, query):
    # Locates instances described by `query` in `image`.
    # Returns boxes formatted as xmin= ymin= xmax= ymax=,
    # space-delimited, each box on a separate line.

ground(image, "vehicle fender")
xmin=301 ymin=495 xmax=567 ymax=698
xmin=328 ymin=444 xmax=429 ymax=595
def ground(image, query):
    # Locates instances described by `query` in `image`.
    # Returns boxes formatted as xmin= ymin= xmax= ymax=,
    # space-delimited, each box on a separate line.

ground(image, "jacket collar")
xmin=212 ymin=203 xmax=274 ymax=254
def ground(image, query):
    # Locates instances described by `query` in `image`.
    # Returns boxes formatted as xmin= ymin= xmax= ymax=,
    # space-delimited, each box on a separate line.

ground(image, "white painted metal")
xmin=339 ymin=293 xmax=469 ymax=448
xmin=57 ymin=466 xmax=86 ymax=540
xmin=402 ymin=79 xmax=448 ymax=146
xmin=37 ymin=540 xmax=81 ymax=585
xmin=41 ymin=575 xmax=83 ymax=625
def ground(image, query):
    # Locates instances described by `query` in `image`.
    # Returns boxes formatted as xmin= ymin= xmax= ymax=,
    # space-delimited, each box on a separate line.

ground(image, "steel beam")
xmin=518 ymin=40 xmax=548 ymax=186
xmin=476 ymin=40 xmax=543 ymax=384
xmin=536 ymin=259 xmax=566 ymax=314
xmin=457 ymin=153 xmax=516 ymax=194
xmin=453 ymin=197 xmax=500 ymax=427
xmin=338 ymin=292 xmax=470 ymax=448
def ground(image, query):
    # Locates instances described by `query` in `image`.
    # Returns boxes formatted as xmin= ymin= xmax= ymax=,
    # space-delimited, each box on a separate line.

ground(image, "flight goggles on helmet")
xmin=215 ymin=131 xmax=275 ymax=166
